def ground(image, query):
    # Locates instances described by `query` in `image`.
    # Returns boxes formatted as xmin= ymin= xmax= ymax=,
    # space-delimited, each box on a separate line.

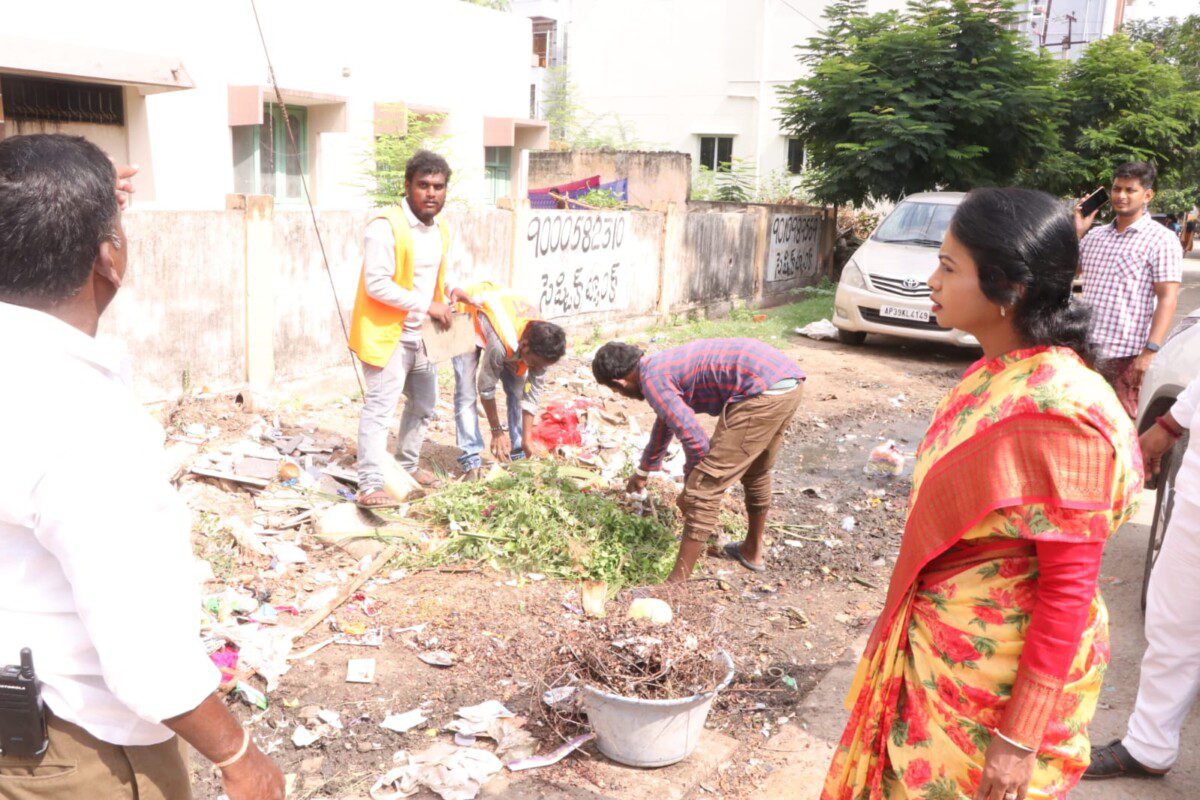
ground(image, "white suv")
xmin=833 ymin=192 xmax=978 ymax=348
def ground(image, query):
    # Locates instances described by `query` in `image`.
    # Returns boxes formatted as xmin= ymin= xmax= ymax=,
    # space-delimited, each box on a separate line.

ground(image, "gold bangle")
xmin=213 ymin=729 xmax=251 ymax=770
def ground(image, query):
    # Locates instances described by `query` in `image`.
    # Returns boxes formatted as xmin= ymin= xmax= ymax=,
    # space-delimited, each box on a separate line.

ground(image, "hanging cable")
xmin=248 ymin=0 xmax=364 ymax=397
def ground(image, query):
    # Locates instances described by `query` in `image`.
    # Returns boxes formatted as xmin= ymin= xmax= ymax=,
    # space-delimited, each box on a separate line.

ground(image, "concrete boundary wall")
xmin=105 ymin=197 xmax=834 ymax=400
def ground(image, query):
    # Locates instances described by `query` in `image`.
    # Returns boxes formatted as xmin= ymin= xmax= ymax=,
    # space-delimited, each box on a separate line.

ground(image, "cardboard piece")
xmin=420 ymin=312 xmax=477 ymax=364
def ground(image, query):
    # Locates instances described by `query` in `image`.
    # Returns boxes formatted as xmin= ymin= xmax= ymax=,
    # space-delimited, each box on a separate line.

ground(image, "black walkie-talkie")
xmin=0 ymin=649 xmax=49 ymax=757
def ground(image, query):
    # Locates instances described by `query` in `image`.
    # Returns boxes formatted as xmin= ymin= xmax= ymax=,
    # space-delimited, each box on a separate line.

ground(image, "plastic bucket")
xmin=579 ymin=650 xmax=735 ymax=768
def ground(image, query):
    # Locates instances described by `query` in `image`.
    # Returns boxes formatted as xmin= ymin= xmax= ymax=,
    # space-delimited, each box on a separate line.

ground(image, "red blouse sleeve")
xmin=998 ymin=537 xmax=1106 ymax=749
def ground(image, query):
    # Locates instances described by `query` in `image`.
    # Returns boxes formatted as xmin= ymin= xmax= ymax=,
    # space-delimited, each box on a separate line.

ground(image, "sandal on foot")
xmin=409 ymin=468 xmax=443 ymax=489
xmin=356 ymin=489 xmax=401 ymax=510
xmin=1084 ymin=740 xmax=1169 ymax=780
xmin=723 ymin=541 xmax=766 ymax=573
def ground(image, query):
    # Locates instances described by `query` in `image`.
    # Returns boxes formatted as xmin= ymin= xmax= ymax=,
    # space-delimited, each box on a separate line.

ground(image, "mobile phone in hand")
xmin=1079 ymin=187 xmax=1109 ymax=218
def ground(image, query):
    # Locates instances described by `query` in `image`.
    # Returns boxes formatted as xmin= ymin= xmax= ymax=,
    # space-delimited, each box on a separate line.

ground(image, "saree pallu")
xmin=822 ymin=347 xmax=1143 ymax=800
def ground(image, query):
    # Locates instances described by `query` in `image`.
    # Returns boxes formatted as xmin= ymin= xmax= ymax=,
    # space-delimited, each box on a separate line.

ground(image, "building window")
xmin=0 ymin=74 xmax=124 ymax=125
xmin=484 ymin=146 xmax=512 ymax=205
xmin=532 ymin=19 xmax=557 ymax=67
xmin=698 ymin=135 xmax=733 ymax=172
xmin=231 ymin=103 xmax=308 ymax=200
xmin=787 ymin=138 xmax=805 ymax=174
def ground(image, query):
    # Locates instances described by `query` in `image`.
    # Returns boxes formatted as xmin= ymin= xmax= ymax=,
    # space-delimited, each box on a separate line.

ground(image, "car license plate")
xmin=879 ymin=305 xmax=930 ymax=322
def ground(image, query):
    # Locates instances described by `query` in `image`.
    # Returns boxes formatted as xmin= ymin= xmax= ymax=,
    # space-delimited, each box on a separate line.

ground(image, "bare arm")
xmin=164 ymin=694 xmax=284 ymax=800
xmin=1147 ymin=281 xmax=1180 ymax=348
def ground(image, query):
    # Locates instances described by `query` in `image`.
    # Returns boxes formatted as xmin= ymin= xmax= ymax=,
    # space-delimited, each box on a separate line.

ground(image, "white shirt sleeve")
xmin=363 ymin=219 xmax=430 ymax=312
xmin=1172 ymin=371 xmax=1200 ymax=431
xmin=441 ymin=231 xmax=464 ymax=300
xmin=31 ymin=406 xmax=219 ymax=724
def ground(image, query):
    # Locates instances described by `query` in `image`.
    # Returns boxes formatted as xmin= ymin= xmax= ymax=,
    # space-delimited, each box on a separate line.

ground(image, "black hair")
xmin=523 ymin=320 xmax=566 ymax=363
xmin=949 ymin=187 xmax=1095 ymax=365
xmin=1113 ymin=161 xmax=1157 ymax=190
xmin=405 ymin=150 xmax=451 ymax=185
xmin=0 ymin=134 xmax=118 ymax=303
xmin=592 ymin=342 xmax=644 ymax=386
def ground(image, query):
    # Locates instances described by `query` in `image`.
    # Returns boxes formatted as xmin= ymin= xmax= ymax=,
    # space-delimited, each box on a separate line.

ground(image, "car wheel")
xmin=1142 ymin=431 xmax=1188 ymax=613
xmin=837 ymin=329 xmax=867 ymax=345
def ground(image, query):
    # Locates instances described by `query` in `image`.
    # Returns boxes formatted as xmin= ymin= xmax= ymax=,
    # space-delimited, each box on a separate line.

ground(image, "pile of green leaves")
xmin=420 ymin=465 xmax=677 ymax=590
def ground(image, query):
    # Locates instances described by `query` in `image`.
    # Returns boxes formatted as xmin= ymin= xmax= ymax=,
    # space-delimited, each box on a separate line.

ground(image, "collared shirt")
xmin=638 ymin=339 xmax=805 ymax=474
xmin=363 ymin=199 xmax=460 ymax=342
xmin=1081 ymin=212 xmax=1183 ymax=358
xmin=1171 ymin=370 xmax=1200 ymax=509
xmin=475 ymin=314 xmax=545 ymax=416
xmin=0 ymin=302 xmax=218 ymax=747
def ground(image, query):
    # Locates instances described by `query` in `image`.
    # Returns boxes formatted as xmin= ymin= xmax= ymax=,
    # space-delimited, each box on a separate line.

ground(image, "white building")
xmin=0 ymin=0 xmax=548 ymax=210
xmin=1013 ymin=0 xmax=1131 ymax=60
xmin=513 ymin=0 xmax=904 ymax=183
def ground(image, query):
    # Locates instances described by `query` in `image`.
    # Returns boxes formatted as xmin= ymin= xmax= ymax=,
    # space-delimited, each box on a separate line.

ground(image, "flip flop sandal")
xmin=1084 ymin=740 xmax=1169 ymax=780
xmin=356 ymin=489 xmax=402 ymax=510
xmin=723 ymin=541 xmax=767 ymax=573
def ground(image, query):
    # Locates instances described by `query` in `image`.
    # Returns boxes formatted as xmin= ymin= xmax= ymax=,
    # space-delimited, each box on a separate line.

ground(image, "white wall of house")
xmin=553 ymin=0 xmax=902 ymax=183
xmin=0 ymin=0 xmax=538 ymax=210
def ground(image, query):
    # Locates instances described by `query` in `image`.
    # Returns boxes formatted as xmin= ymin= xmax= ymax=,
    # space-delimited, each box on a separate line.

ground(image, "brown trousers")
xmin=1097 ymin=356 xmax=1139 ymax=418
xmin=681 ymin=385 xmax=803 ymax=542
xmin=0 ymin=714 xmax=191 ymax=800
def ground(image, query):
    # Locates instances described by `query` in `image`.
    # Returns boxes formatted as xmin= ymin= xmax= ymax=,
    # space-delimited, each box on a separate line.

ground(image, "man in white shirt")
xmin=1086 ymin=369 xmax=1200 ymax=780
xmin=348 ymin=150 xmax=474 ymax=506
xmin=0 ymin=134 xmax=283 ymax=799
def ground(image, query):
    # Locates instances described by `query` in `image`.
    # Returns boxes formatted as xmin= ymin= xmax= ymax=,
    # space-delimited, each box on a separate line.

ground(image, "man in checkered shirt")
xmin=1076 ymin=161 xmax=1182 ymax=417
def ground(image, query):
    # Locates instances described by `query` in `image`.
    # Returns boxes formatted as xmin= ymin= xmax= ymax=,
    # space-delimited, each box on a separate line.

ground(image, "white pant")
xmin=1124 ymin=496 xmax=1200 ymax=770
xmin=356 ymin=341 xmax=437 ymax=491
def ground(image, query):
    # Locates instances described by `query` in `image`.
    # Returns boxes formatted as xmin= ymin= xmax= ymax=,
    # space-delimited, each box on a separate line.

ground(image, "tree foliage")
xmin=365 ymin=112 xmax=451 ymax=207
xmin=780 ymin=2 xmax=1200 ymax=206
xmin=778 ymin=0 xmax=1062 ymax=205
xmin=1033 ymin=33 xmax=1200 ymax=196
xmin=1125 ymin=14 xmax=1200 ymax=85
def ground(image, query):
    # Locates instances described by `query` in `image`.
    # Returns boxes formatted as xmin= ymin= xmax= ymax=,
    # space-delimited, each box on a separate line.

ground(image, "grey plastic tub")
xmin=579 ymin=650 xmax=735 ymax=768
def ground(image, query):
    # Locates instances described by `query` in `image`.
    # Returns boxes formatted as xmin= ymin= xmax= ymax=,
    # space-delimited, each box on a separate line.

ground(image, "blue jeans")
xmin=453 ymin=348 xmax=526 ymax=472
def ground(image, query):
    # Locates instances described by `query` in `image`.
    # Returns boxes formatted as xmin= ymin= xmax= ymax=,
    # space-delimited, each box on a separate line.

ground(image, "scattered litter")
xmin=840 ymin=516 xmax=856 ymax=532
xmin=628 ymin=597 xmax=673 ymax=625
xmin=209 ymin=646 xmax=239 ymax=682
xmin=292 ymin=725 xmax=320 ymax=748
xmin=268 ymin=541 xmax=308 ymax=564
xmin=346 ymin=658 xmax=377 ymax=683
xmin=317 ymin=709 xmax=343 ymax=730
xmin=381 ymin=709 xmax=428 ymax=733
xmin=369 ymin=742 xmax=503 ymax=800
xmin=288 ymin=637 xmax=335 ymax=661
xmin=235 ymin=681 xmax=268 ymax=710
xmin=454 ymin=733 xmax=477 ymax=746
xmin=865 ymin=441 xmax=906 ymax=477
xmin=456 ymin=701 xmax=514 ymax=725
xmin=794 ymin=319 xmax=839 ymax=341
xmin=507 ymin=732 xmax=597 ymax=772
xmin=541 ymin=686 xmax=578 ymax=709
xmin=888 ymin=393 xmax=907 ymax=408
xmin=419 ymin=650 xmax=456 ymax=667
xmin=581 ymin=580 xmax=608 ymax=618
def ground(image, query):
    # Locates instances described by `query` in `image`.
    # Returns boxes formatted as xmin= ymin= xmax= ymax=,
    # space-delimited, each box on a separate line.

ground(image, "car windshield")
xmin=873 ymin=201 xmax=957 ymax=246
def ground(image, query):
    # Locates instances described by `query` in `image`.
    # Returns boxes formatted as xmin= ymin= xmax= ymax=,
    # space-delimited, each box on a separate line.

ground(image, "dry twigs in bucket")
xmin=533 ymin=592 xmax=730 ymax=739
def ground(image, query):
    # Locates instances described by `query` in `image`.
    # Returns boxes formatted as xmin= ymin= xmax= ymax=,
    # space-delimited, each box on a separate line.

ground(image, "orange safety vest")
xmin=458 ymin=281 xmax=541 ymax=377
xmin=348 ymin=207 xmax=450 ymax=368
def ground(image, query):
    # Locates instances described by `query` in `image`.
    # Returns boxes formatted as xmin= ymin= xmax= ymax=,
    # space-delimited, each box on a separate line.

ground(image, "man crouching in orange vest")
xmin=348 ymin=150 xmax=475 ymax=507
xmin=452 ymin=282 xmax=567 ymax=479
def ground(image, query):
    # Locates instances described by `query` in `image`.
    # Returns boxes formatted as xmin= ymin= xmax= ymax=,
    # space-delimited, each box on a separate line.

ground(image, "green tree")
xmin=1041 ymin=33 xmax=1200 ymax=197
xmin=777 ymin=0 xmax=1063 ymax=205
xmin=460 ymin=0 xmax=511 ymax=10
xmin=542 ymin=65 xmax=580 ymax=144
xmin=1125 ymin=14 xmax=1200 ymax=85
xmin=365 ymin=111 xmax=451 ymax=207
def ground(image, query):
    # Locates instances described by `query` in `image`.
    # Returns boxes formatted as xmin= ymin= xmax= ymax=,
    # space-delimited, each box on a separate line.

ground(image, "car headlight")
xmin=841 ymin=260 xmax=868 ymax=290
xmin=1166 ymin=316 xmax=1198 ymax=343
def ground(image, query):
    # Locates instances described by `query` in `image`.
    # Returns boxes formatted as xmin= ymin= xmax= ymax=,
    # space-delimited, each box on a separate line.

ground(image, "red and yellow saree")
xmin=822 ymin=347 xmax=1143 ymax=800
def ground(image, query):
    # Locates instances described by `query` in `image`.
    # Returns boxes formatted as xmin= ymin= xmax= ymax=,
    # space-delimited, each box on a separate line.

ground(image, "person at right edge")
xmin=0 ymin=134 xmax=283 ymax=798
xmin=1085 ymin=368 xmax=1200 ymax=781
xmin=821 ymin=188 xmax=1142 ymax=800
xmin=1075 ymin=161 xmax=1182 ymax=418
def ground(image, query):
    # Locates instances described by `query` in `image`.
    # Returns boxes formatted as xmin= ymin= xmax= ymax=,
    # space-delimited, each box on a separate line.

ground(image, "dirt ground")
xmin=178 ymin=330 xmax=977 ymax=800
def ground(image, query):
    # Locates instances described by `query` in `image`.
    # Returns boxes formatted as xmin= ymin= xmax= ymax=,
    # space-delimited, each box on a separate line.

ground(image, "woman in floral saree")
xmin=822 ymin=189 xmax=1144 ymax=800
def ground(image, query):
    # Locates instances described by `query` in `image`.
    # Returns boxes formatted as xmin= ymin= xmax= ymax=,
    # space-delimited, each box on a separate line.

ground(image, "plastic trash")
xmin=795 ymin=319 xmax=839 ymax=341
xmin=628 ymin=597 xmax=674 ymax=625
xmin=865 ymin=440 xmax=906 ymax=477
xmin=381 ymin=709 xmax=428 ymax=733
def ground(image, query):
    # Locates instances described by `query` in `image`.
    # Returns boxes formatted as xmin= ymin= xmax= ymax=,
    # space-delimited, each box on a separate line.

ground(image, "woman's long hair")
xmin=949 ymin=187 xmax=1095 ymax=365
